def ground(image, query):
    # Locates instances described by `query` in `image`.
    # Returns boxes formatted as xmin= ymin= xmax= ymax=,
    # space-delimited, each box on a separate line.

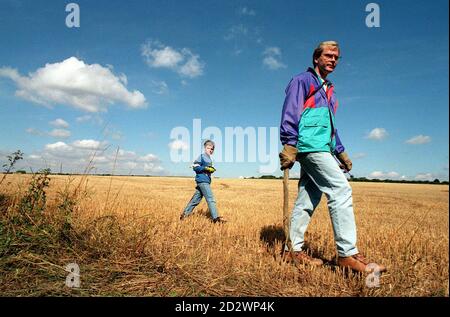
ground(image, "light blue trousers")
xmin=289 ymin=152 xmax=359 ymax=257
xmin=183 ymin=182 xmax=219 ymax=219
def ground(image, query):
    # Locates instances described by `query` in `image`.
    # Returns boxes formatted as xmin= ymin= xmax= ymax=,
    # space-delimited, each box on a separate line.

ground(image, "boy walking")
xmin=180 ymin=140 xmax=226 ymax=223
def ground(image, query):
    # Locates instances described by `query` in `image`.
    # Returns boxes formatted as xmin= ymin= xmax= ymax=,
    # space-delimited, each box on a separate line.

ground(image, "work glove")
xmin=204 ymin=166 xmax=216 ymax=173
xmin=337 ymin=152 xmax=352 ymax=172
xmin=279 ymin=144 xmax=298 ymax=170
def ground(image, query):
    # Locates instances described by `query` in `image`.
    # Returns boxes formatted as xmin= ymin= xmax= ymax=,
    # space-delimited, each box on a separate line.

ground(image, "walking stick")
xmin=283 ymin=168 xmax=290 ymax=249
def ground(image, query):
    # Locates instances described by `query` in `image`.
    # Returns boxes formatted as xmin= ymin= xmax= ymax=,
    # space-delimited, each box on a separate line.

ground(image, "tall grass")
xmin=0 ymin=175 xmax=448 ymax=296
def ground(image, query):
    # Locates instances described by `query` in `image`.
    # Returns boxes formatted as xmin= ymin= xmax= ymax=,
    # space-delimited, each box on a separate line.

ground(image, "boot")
xmin=282 ymin=251 xmax=323 ymax=266
xmin=212 ymin=216 xmax=226 ymax=224
xmin=338 ymin=253 xmax=386 ymax=273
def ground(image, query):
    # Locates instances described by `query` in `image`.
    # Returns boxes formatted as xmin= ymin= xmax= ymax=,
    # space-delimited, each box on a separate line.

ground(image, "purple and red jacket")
xmin=279 ymin=67 xmax=345 ymax=155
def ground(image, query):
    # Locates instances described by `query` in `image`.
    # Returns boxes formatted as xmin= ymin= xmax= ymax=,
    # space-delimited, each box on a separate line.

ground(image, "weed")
xmin=0 ymin=150 xmax=23 ymax=186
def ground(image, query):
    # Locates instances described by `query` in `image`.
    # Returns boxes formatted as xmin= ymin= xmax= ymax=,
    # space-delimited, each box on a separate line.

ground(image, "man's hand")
xmin=279 ymin=144 xmax=298 ymax=170
xmin=204 ymin=166 xmax=216 ymax=173
xmin=337 ymin=152 xmax=352 ymax=172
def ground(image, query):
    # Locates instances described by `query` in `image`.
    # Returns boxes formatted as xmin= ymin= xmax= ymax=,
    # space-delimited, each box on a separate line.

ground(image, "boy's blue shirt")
xmin=193 ymin=153 xmax=214 ymax=184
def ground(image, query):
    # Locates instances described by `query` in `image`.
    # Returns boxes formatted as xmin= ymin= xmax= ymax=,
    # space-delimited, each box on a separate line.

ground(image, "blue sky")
xmin=0 ymin=0 xmax=448 ymax=180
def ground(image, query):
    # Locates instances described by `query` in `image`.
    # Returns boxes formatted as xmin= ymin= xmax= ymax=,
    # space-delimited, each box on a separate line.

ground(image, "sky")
xmin=0 ymin=0 xmax=448 ymax=181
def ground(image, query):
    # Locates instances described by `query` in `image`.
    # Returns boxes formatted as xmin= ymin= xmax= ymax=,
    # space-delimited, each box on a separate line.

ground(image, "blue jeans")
xmin=289 ymin=152 xmax=359 ymax=257
xmin=183 ymin=182 xmax=219 ymax=219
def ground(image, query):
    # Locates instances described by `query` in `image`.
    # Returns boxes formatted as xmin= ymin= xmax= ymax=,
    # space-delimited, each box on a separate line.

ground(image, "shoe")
xmin=282 ymin=251 xmax=323 ymax=266
xmin=337 ymin=253 xmax=387 ymax=273
xmin=212 ymin=217 xmax=226 ymax=224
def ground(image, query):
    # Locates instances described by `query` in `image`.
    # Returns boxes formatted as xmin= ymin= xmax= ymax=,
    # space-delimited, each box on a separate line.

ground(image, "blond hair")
xmin=312 ymin=41 xmax=340 ymax=66
xmin=203 ymin=140 xmax=215 ymax=148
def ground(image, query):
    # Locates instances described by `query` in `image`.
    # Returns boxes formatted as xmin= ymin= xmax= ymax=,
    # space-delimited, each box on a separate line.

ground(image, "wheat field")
xmin=0 ymin=174 xmax=448 ymax=296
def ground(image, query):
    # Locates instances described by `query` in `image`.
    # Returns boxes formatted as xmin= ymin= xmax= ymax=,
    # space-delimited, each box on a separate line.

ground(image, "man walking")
xmin=279 ymin=41 xmax=386 ymax=273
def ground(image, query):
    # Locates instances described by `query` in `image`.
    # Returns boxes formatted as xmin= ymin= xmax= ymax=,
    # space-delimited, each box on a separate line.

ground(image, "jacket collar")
xmin=307 ymin=67 xmax=333 ymax=87
xmin=307 ymin=67 xmax=332 ymax=100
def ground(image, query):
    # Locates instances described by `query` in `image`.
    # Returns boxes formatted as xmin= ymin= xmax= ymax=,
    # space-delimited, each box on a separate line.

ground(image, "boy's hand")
xmin=205 ymin=166 xmax=216 ymax=173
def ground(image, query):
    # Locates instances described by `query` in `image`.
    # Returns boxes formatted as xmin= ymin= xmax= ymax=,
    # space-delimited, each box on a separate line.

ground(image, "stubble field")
xmin=0 ymin=174 xmax=448 ymax=296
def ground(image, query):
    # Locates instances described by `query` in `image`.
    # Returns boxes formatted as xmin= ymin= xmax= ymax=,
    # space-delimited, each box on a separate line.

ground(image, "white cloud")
xmin=26 ymin=128 xmax=44 ymax=136
xmin=224 ymin=24 xmax=248 ymax=41
xmin=0 ymin=57 xmax=147 ymax=112
xmin=262 ymin=47 xmax=286 ymax=70
xmin=239 ymin=7 xmax=256 ymax=16
xmin=118 ymin=73 xmax=128 ymax=85
xmin=139 ymin=154 xmax=159 ymax=162
xmin=406 ymin=135 xmax=431 ymax=144
xmin=387 ymin=171 xmax=400 ymax=178
xmin=143 ymin=162 xmax=164 ymax=173
xmin=263 ymin=56 xmax=286 ymax=70
xmin=50 ymin=118 xmax=69 ymax=128
xmin=27 ymin=127 xmax=70 ymax=138
xmin=143 ymin=45 xmax=183 ymax=68
xmin=117 ymin=149 xmax=136 ymax=158
xmin=264 ymin=47 xmax=281 ymax=56
xmin=168 ymin=140 xmax=189 ymax=150
xmin=43 ymin=140 xmax=107 ymax=161
xmin=366 ymin=128 xmax=388 ymax=140
xmin=75 ymin=114 xmax=104 ymax=125
xmin=178 ymin=49 xmax=204 ymax=78
xmin=368 ymin=171 xmax=400 ymax=179
xmin=72 ymin=139 xmax=104 ymax=150
xmin=45 ymin=141 xmax=74 ymax=156
xmin=223 ymin=23 xmax=262 ymax=56
xmin=23 ymin=143 xmax=165 ymax=176
xmin=151 ymin=80 xmax=169 ymax=95
xmin=48 ymin=129 xmax=71 ymax=139
xmin=102 ymin=150 xmax=163 ymax=174
xmin=0 ymin=67 xmax=20 ymax=81
xmin=141 ymin=40 xmax=205 ymax=78
xmin=90 ymin=155 xmax=107 ymax=164
xmin=103 ymin=126 xmax=124 ymax=141
xmin=414 ymin=173 xmax=435 ymax=181
xmin=124 ymin=162 xmax=138 ymax=170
